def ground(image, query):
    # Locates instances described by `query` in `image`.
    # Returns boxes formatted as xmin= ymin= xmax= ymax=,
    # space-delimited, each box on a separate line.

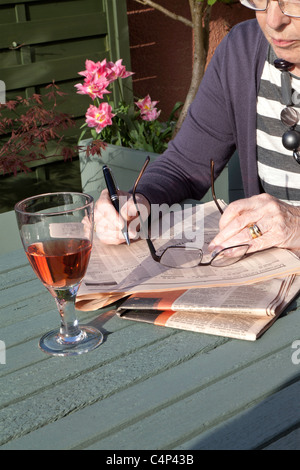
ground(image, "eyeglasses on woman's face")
xmin=240 ymin=0 xmax=300 ymax=17
xmin=132 ymin=157 xmax=250 ymax=269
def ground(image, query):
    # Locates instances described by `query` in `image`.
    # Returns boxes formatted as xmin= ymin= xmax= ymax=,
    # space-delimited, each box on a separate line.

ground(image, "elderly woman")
xmin=95 ymin=0 xmax=300 ymax=256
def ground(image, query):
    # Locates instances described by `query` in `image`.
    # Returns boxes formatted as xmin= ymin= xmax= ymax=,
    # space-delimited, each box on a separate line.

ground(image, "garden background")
xmin=0 ymin=0 xmax=254 ymax=212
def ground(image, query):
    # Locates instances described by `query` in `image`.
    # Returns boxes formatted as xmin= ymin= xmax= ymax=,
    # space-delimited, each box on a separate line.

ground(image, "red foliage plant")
xmin=0 ymin=82 xmax=79 ymax=175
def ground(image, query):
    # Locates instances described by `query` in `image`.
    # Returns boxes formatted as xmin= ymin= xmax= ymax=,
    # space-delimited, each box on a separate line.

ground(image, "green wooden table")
xmin=1 ymin=247 xmax=300 ymax=451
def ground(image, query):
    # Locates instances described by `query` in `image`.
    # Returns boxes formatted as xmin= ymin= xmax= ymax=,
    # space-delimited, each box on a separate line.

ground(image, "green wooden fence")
xmin=0 ymin=0 xmax=133 ymax=214
xmin=0 ymin=0 xmax=132 ymax=126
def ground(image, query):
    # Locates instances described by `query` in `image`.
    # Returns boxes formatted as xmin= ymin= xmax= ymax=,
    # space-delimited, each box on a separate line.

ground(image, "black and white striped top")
xmin=256 ymin=46 xmax=300 ymax=205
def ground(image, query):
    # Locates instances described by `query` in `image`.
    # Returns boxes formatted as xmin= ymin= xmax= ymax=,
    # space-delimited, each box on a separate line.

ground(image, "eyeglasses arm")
xmin=132 ymin=157 xmax=161 ymax=262
xmin=210 ymin=159 xmax=224 ymax=215
xmin=132 ymin=194 xmax=160 ymax=262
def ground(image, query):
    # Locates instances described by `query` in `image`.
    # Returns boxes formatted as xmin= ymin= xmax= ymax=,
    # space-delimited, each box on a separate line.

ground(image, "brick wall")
xmin=127 ymin=0 xmax=254 ymax=120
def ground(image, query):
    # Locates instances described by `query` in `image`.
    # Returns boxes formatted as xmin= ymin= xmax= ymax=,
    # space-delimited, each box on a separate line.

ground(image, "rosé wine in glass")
xmin=15 ymin=192 xmax=103 ymax=356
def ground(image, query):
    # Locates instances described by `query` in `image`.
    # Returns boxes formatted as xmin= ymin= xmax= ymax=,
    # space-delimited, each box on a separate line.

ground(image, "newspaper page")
xmin=77 ymin=201 xmax=300 ymax=311
xmin=117 ymin=275 xmax=300 ymax=341
xmin=117 ymin=275 xmax=297 ymax=316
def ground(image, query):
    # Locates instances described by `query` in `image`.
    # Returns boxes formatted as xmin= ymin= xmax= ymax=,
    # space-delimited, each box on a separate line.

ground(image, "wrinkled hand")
xmin=209 ymin=194 xmax=300 ymax=254
xmin=94 ymin=189 xmax=150 ymax=245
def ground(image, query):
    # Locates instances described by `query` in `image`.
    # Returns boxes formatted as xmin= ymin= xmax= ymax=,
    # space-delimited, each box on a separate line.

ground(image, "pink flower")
xmin=76 ymin=58 xmax=164 ymax=152
xmin=75 ymin=58 xmax=134 ymax=100
xmin=140 ymin=108 xmax=161 ymax=121
xmin=85 ymin=103 xmax=115 ymax=134
xmin=106 ymin=59 xmax=134 ymax=82
xmin=75 ymin=59 xmax=112 ymax=99
xmin=75 ymin=74 xmax=110 ymax=100
xmin=135 ymin=95 xmax=161 ymax=121
xmin=78 ymin=59 xmax=108 ymax=81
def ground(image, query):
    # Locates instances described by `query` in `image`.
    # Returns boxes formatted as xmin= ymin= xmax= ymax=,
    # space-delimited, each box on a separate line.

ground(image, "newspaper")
xmin=76 ymin=201 xmax=300 ymax=314
xmin=116 ymin=274 xmax=300 ymax=341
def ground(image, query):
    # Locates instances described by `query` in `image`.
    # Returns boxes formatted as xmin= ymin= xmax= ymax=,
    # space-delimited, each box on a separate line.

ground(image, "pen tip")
xmin=123 ymin=230 xmax=130 ymax=246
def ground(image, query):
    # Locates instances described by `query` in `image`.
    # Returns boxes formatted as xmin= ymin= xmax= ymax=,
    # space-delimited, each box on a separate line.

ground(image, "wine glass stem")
xmin=54 ymin=287 xmax=84 ymax=344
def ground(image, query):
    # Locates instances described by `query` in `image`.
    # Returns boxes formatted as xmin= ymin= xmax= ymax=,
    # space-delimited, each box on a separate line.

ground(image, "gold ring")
xmin=248 ymin=223 xmax=262 ymax=239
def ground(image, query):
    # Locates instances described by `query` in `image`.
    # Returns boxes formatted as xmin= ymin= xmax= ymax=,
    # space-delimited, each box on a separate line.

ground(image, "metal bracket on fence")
xmin=0 ymin=81 xmax=6 ymax=104
xmin=0 ymin=340 xmax=6 ymax=365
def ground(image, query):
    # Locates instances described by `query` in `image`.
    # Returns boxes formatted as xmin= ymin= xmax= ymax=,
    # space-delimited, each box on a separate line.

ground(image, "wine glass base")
xmin=39 ymin=326 xmax=103 ymax=357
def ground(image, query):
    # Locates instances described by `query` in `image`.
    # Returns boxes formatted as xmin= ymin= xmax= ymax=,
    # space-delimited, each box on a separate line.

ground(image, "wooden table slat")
xmin=1 ymin=249 xmax=300 ymax=450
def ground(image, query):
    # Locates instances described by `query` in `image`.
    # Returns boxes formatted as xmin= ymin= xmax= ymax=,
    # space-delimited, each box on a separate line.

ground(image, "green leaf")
xmin=168 ymin=101 xmax=183 ymax=123
xmin=118 ymin=112 xmax=136 ymax=132
xmin=90 ymin=128 xmax=98 ymax=140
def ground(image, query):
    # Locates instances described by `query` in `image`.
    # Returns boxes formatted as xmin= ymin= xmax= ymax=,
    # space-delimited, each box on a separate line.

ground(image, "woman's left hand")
xmin=209 ymin=193 xmax=300 ymax=254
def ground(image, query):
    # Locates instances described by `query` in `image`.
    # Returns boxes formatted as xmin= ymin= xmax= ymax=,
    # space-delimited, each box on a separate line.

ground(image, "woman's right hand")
xmin=94 ymin=189 xmax=150 ymax=245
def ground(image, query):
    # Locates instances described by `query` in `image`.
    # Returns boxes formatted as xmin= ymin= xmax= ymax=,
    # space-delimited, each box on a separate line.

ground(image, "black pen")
xmin=102 ymin=165 xmax=130 ymax=246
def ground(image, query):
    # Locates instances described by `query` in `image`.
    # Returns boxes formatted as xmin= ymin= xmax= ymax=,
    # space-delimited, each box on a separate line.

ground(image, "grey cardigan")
xmin=136 ymin=19 xmax=269 ymax=205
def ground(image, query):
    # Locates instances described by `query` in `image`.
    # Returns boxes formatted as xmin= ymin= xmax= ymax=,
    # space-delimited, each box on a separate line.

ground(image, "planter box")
xmin=79 ymin=140 xmax=159 ymax=201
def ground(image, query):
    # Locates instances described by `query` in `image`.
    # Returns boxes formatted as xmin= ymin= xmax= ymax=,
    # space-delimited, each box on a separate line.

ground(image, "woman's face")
xmin=256 ymin=3 xmax=300 ymax=74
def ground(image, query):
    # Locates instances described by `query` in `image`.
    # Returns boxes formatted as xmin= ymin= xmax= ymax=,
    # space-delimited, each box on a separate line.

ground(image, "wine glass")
xmin=15 ymin=192 xmax=103 ymax=357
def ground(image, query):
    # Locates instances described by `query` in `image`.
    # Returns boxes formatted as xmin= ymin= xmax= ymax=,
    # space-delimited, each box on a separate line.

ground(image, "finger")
xmin=95 ymin=219 xmax=128 ymax=245
xmin=218 ymin=195 xmax=263 ymax=230
xmin=245 ymin=232 xmax=277 ymax=253
xmin=211 ymin=213 xmax=288 ymax=254
xmin=121 ymin=197 xmax=151 ymax=240
xmin=120 ymin=197 xmax=138 ymax=222
xmin=94 ymin=190 xmax=128 ymax=245
xmin=209 ymin=193 xmax=300 ymax=253
xmin=94 ymin=189 xmax=127 ymax=230
xmin=210 ymin=195 xmax=274 ymax=249
xmin=96 ymin=231 xmax=126 ymax=245
xmin=209 ymin=215 xmax=262 ymax=250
